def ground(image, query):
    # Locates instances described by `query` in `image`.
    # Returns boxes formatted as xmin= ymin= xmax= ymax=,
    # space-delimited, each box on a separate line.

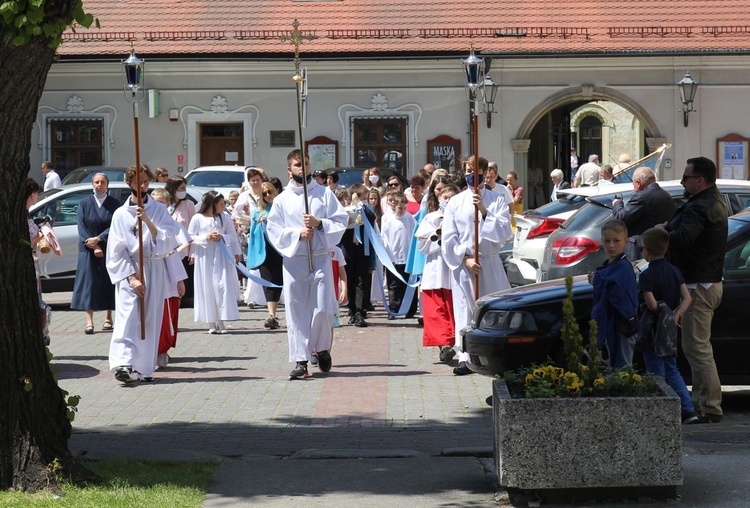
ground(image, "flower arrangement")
xmin=503 ymin=276 xmax=659 ymax=398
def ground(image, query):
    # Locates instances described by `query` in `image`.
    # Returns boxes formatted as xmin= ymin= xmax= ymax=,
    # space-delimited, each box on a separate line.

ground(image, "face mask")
xmin=130 ymin=188 xmax=148 ymax=199
xmin=291 ymin=173 xmax=311 ymax=185
xmin=439 ymin=201 xmax=448 ymax=212
xmin=368 ymin=175 xmax=379 ymax=184
xmin=465 ymin=173 xmax=484 ymax=188
xmin=175 ymin=190 xmax=187 ymax=200
xmin=94 ymin=190 xmax=107 ymax=199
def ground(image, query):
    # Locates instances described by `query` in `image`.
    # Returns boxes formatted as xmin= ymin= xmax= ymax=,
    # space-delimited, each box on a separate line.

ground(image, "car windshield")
xmin=185 ymin=171 xmax=244 ymax=188
xmin=62 ymin=169 xmax=126 ymax=185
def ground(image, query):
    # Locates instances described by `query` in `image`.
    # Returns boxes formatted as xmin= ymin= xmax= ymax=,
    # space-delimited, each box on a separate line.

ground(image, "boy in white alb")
xmin=381 ymin=193 xmax=417 ymax=318
xmin=266 ymin=150 xmax=348 ymax=379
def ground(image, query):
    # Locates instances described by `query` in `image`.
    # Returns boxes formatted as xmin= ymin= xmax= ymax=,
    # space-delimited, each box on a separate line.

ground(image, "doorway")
xmin=352 ymin=118 xmax=407 ymax=174
xmin=199 ymin=123 xmax=244 ymax=165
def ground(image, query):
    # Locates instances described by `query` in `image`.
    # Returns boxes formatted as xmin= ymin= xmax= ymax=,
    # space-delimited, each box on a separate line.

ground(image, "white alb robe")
xmin=107 ymin=197 xmax=172 ymax=377
xmin=415 ymin=211 xmax=451 ymax=291
xmin=441 ymin=187 xmax=512 ymax=353
xmin=266 ymin=180 xmax=348 ymax=362
xmin=188 ymin=211 xmax=241 ymax=324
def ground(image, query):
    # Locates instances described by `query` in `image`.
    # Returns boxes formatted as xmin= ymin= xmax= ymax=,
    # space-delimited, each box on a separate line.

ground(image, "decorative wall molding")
xmin=36 ymin=95 xmax=118 ymax=150
xmin=179 ymin=94 xmax=259 ymax=149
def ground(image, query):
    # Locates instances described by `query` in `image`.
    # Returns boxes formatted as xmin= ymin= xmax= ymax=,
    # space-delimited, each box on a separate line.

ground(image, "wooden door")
xmin=200 ymin=123 xmax=244 ymax=165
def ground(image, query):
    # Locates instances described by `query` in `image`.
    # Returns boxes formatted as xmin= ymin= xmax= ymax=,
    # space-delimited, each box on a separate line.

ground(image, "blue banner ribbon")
xmin=218 ymin=239 xmax=282 ymax=288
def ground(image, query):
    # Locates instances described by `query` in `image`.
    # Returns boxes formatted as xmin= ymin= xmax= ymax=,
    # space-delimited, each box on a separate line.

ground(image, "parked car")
xmin=506 ymin=189 xmax=607 ymax=286
xmin=61 ymin=166 xmax=128 ymax=185
xmin=30 ymin=182 xmax=208 ymax=293
xmin=184 ymin=165 xmax=253 ymax=198
xmin=326 ymin=167 xmax=408 ymax=190
xmin=539 ymin=179 xmax=750 ymax=282
xmin=462 ymin=210 xmax=750 ymax=384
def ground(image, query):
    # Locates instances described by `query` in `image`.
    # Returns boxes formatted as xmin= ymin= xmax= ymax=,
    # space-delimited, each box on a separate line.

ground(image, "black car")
xmin=463 ymin=211 xmax=750 ymax=384
xmin=327 ymin=167 xmax=409 ymax=190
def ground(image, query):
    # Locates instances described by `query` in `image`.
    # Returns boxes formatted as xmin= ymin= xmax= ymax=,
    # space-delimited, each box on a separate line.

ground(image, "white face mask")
xmin=175 ymin=190 xmax=187 ymax=200
xmin=368 ymin=175 xmax=379 ymax=184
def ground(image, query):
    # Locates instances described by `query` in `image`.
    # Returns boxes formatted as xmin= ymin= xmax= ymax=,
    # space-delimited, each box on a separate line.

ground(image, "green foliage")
xmin=0 ymin=460 xmax=217 ymax=507
xmin=502 ymin=275 xmax=659 ymax=398
xmin=1 ymin=0 xmax=99 ymax=48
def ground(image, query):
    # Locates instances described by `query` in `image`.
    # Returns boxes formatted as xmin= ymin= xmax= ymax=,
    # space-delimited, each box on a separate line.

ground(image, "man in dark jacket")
xmin=665 ymin=156 xmax=728 ymax=424
xmin=612 ymin=166 xmax=675 ymax=260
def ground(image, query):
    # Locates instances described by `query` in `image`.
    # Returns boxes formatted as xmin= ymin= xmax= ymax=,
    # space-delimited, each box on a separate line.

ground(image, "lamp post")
xmin=482 ymin=74 xmax=499 ymax=129
xmin=121 ymin=47 xmax=147 ymax=340
xmin=677 ymin=72 xmax=698 ymax=127
xmin=462 ymin=45 xmax=485 ymax=301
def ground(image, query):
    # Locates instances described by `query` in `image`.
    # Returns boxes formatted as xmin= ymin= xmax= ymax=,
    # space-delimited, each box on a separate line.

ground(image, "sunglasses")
xmin=262 ymin=191 xmax=274 ymax=197
xmin=387 ymin=183 xmax=400 ymax=188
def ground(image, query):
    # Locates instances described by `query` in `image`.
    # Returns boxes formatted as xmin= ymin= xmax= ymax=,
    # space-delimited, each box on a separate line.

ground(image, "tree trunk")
xmin=0 ymin=11 xmax=96 ymax=491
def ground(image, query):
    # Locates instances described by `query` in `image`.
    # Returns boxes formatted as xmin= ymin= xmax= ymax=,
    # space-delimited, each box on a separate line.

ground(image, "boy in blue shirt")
xmin=639 ymin=227 xmax=698 ymax=424
xmin=590 ymin=219 xmax=638 ymax=368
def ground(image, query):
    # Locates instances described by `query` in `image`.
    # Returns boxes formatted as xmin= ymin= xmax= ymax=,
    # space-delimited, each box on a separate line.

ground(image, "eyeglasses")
xmin=262 ymin=192 xmax=273 ymax=197
xmin=387 ymin=183 xmax=399 ymax=188
xmin=681 ymin=174 xmax=702 ymax=182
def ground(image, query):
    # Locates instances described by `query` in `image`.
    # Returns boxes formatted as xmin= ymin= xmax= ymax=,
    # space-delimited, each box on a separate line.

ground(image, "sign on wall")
xmin=306 ymin=135 xmax=338 ymax=172
xmin=426 ymin=135 xmax=461 ymax=172
xmin=717 ymin=133 xmax=750 ymax=180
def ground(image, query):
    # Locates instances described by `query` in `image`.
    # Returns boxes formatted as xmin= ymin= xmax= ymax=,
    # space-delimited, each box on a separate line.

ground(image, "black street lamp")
xmin=482 ymin=74 xmax=499 ymax=129
xmin=677 ymin=72 xmax=698 ymax=127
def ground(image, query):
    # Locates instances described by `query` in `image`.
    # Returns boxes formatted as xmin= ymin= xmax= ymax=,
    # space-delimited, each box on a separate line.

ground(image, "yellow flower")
xmin=533 ymin=368 xmax=546 ymax=379
xmin=525 ymin=373 xmax=534 ymax=384
xmin=632 ymin=374 xmax=643 ymax=384
xmin=619 ymin=371 xmax=630 ymax=380
xmin=593 ymin=377 xmax=605 ymax=387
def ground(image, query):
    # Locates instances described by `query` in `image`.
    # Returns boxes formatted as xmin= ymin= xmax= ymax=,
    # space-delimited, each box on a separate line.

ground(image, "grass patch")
xmin=0 ymin=460 xmax=217 ymax=508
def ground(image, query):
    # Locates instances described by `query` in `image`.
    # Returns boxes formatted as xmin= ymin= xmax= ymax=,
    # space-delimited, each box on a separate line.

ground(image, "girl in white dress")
xmin=188 ymin=191 xmax=241 ymax=334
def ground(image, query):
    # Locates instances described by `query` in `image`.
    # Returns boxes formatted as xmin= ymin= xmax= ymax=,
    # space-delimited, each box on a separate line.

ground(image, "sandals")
xmin=103 ymin=320 xmax=114 ymax=331
xmin=84 ymin=326 xmax=94 ymax=335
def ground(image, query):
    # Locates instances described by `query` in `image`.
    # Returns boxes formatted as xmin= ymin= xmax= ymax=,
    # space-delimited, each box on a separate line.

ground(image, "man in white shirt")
xmin=42 ymin=161 xmax=61 ymax=191
xmin=573 ymin=154 xmax=601 ymax=187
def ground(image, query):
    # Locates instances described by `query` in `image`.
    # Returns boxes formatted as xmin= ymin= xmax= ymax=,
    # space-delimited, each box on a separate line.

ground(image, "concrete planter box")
xmin=493 ymin=377 xmax=682 ymax=491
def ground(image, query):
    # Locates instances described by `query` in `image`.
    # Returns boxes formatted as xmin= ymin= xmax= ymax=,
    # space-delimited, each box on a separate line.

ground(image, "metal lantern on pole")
xmin=462 ymin=45 xmax=485 ymax=301
xmin=677 ymin=71 xmax=698 ymax=127
xmin=121 ymin=47 xmax=147 ymax=340
xmin=482 ymin=74 xmax=499 ymax=129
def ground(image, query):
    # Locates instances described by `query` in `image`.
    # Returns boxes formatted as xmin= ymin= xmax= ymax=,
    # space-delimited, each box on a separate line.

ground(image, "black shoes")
xmin=289 ymin=362 xmax=310 ymax=380
xmin=681 ymin=412 xmax=699 ymax=424
xmin=114 ymin=366 xmax=138 ymax=383
xmin=317 ymin=350 xmax=332 ymax=372
xmin=353 ymin=313 xmax=368 ymax=327
xmin=264 ymin=316 xmax=280 ymax=329
xmin=695 ymin=413 xmax=723 ymax=424
xmin=439 ymin=347 xmax=456 ymax=363
xmin=453 ymin=362 xmax=473 ymax=376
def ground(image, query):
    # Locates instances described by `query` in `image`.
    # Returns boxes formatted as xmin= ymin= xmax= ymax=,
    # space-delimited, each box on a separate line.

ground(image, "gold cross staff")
xmin=281 ymin=19 xmax=316 ymax=82
xmin=281 ymin=19 xmax=317 ymax=271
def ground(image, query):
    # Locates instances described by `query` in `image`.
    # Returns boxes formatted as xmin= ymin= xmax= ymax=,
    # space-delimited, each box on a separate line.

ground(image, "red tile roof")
xmin=59 ymin=0 xmax=750 ymax=57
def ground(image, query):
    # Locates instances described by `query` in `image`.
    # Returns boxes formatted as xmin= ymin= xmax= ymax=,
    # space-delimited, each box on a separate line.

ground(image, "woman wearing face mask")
xmin=71 ymin=173 xmax=120 ymax=334
xmin=166 ymin=175 xmax=196 ymax=303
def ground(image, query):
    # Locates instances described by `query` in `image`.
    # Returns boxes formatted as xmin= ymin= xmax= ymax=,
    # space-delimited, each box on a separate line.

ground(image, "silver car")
xmin=30 ymin=182 xmax=208 ymax=293
xmin=539 ymin=179 xmax=750 ymax=281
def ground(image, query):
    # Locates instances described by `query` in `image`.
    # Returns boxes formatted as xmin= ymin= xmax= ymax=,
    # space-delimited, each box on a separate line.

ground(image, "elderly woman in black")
xmin=71 ymin=173 xmax=120 ymax=334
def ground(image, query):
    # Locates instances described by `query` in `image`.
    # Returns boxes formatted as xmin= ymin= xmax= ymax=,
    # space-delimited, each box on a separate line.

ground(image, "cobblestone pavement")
xmin=46 ymin=293 xmax=495 ymax=461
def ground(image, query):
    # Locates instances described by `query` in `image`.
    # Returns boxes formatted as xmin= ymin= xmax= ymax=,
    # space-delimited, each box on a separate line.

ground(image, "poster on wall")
xmin=426 ymin=135 xmax=461 ymax=172
xmin=716 ymin=134 xmax=750 ymax=180
xmin=306 ymin=135 xmax=338 ymax=172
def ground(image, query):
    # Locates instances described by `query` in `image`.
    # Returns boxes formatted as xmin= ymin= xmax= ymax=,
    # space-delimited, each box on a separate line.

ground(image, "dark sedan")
xmin=463 ymin=211 xmax=750 ymax=385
